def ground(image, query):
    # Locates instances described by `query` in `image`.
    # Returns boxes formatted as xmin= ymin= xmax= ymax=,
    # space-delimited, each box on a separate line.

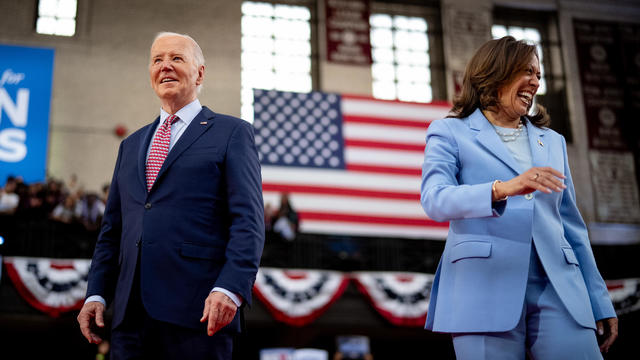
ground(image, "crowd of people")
xmin=1 ymin=173 xmax=301 ymax=242
xmin=0 ymin=174 xmax=109 ymax=232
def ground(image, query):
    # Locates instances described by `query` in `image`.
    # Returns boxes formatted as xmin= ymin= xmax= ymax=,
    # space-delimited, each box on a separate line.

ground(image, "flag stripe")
xmin=346 ymin=147 xmax=424 ymax=167
xmin=341 ymin=96 xmax=451 ymax=122
xmin=261 ymin=167 xmax=419 ymax=192
xmin=343 ymin=115 xmax=429 ymax=129
xmin=263 ymin=183 xmax=419 ymax=201
xmin=343 ymin=123 xmax=427 ymax=145
xmin=263 ymin=192 xmax=426 ymax=218
xmin=345 ymin=139 xmax=425 ymax=152
xmin=299 ymin=211 xmax=447 ymax=227
xmin=300 ymin=221 xmax=449 ymax=239
xmin=346 ymin=164 xmax=422 ymax=176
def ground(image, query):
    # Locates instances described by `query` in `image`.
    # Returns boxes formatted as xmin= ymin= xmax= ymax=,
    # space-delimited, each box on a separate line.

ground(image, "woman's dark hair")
xmin=448 ymin=36 xmax=550 ymax=128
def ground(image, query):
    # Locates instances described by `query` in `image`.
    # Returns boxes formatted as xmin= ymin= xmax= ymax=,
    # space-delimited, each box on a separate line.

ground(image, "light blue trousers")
xmin=452 ymin=244 xmax=603 ymax=360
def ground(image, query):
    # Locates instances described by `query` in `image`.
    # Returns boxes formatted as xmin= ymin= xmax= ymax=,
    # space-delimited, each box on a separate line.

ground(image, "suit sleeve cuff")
xmin=85 ymin=295 xmax=106 ymax=307
xmin=212 ymin=287 xmax=243 ymax=307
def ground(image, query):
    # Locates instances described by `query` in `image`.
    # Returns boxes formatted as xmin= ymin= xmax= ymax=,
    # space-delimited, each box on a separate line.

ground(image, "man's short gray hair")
xmin=153 ymin=31 xmax=205 ymax=67
xmin=152 ymin=32 xmax=205 ymax=93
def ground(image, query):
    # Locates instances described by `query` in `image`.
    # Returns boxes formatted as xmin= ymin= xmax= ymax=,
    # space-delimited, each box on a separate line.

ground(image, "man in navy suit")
xmin=77 ymin=32 xmax=265 ymax=359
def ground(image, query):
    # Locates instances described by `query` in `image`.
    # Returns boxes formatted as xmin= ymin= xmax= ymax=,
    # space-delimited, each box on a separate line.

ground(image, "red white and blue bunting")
xmin=353 ymin=271 xmax=434 ymax=327
xmin=2 ymin=257 xmax=640 ymax=325
xmin=253 ymin=267 xmax=349 ymax=326
xmin=607 ymin=278 xmax=640 ymax=315
xmin=3 ymin=256 xmax=90 ymax=317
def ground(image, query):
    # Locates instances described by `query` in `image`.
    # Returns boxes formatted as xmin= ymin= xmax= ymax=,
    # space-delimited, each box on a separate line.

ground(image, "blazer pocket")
xmin=562 ymin=247 xmax=579 ymax=266
xmin=450 ymin=241 xmax=492 ymax=263
xmin=180 ymin=243 xmax=225 ymax=261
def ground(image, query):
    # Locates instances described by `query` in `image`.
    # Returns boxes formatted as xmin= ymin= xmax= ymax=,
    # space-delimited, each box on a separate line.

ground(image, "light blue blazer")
xmin=421 ymin=108 xmax=616 ymax=333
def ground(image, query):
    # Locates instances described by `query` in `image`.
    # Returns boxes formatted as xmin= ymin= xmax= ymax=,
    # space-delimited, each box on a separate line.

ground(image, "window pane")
xmin=523 ymin=28 xmax=541 ymax=42
xmin=507 ymin=27 xmax=525 ymax=41
xmin=371 ymin=28 xmax=393 ymax=48
xmin=275 ymin=4 xmax=310 ymax=20
xmin=397 ymin=65 xmax=429 ymax=82
xmin=372 ymin=80 xmax=396 ymax=100
xmin=39 ymin=0 xmax=57 ymax=17
xmin=58 ymin=0 xmax=77 ymax=18
xmin=36 ymin=16 xmax=57 ymax=35
xmin=242 ymin=1 xmax=274 ymax=17
xmin=242 ymin=52 xmax=273 ymax=70
xmin=274 ymin=55 xmax=310 ymax=73
xmin=242 ymin=36 xmax=274 ymax=53
xmin=394 ymin=16 xmax=412 ymax=30
xmin=370 ymin=14 xmax=392 ymax=28
xmin=56 ymin=18 xmax=76 ymax=36
xmin=409 ymin=32 xmax=428 ymax=51
xmin=274 ymin=39 xmax=311 ymax=56
xmin=491 ymin=25 xmax=508 ymax=39
xmin=408 ymin=18 xmax=427 ymax=32
xmin=372 ymin=48 xmax=394 ymax=63
xmin=242 ymin=16 xmax=274 ymax=36
xmin=394 ymin=30 xmax=411 ymax=50
xmin=398 ymin=82 xmax=431 ymax=103
xmin=372 ymin=63 xmax=395 ymax=81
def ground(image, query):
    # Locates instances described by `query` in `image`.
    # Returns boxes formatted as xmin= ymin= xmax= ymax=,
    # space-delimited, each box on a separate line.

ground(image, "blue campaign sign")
xmin=0 ymin=44 xmax=55 ymax=186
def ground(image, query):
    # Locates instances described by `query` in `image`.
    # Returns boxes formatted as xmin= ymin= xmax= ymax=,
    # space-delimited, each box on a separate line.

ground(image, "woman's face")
xmin=496 ymin=53 xmax=541 ymax=122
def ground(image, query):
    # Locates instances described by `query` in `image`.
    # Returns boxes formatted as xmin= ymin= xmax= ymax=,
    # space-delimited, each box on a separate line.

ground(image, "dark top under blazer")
xmin=86 ymin=106 xmax=265 ymax=332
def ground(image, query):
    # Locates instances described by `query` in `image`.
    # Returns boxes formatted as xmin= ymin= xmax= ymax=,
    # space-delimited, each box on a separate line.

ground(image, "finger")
xmin=95 ymin=307 xmax=105 ymax=328
xmin=200 ymin=301 xmax=210 ymax=323
xmin=536 ymin=176 xmax=565 ymax=192
xmin=541 ymin=167 xmax=566 ymax=179
xmin=79 ymin=320 xmax=93 ymax=342
xmin=208 ymin=306 xmax=219 ymax=336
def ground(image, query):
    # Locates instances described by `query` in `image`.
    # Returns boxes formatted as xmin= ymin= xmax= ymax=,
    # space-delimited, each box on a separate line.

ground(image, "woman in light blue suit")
xmin=421 ymin=36 xmax=618 ymax=359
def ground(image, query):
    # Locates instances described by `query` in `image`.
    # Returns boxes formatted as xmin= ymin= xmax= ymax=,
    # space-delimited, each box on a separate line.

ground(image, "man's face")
xmin=149 ymin=35 xmax=204 ymax=107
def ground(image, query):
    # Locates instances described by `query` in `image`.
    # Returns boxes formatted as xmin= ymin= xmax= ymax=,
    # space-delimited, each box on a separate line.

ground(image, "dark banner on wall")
xmin=325 ymin=0 xmax=372 ymax=65
xmin=573 ymin=20 xmax=640 ymax=224
xmin=0 ymin=44 xmax=55 ymax=186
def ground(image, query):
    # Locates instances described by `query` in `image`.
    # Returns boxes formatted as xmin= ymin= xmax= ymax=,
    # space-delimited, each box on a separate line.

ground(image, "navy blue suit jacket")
xmin=86 ymin=106 xmax=265 ymax=332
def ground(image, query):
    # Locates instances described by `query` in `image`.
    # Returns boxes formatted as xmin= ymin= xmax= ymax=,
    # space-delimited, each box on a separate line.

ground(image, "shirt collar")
xmin=159 ymin=98 xmax=202 ymax=127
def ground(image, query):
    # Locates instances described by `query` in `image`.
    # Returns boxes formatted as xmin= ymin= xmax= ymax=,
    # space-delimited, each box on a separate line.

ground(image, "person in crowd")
xmin=50 ymin=194 xmax=77 ymax=224
xmin=0 ymin=176 xmax=20 ymax=215
xmin=420 ymin=36 xmax=617 ymax=358
xmin=77 ymin=32 xmax=264 ymax=359
xmin=74 ymin=192 xmax=105 ymax=231
xmin=272 ymin=193 xmax=299 ymax=242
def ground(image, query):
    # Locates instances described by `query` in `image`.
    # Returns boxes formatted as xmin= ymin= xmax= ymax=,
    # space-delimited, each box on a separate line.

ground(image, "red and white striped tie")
xmin=146 ymin=114 xmax=179 ymax=191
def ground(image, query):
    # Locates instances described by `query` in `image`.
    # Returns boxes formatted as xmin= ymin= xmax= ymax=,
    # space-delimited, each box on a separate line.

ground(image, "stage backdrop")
xmin=0 ymin=44 xmax=55 ymax=186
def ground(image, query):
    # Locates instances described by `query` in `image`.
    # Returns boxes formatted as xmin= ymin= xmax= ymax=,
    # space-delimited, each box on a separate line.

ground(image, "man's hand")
xmin=597 ymin=317 xmax=618 ymax=353
xmin=200 ymin=291 xmax=238 ymax=336
xmin=77 ymin=301 xmax=105 ymax=344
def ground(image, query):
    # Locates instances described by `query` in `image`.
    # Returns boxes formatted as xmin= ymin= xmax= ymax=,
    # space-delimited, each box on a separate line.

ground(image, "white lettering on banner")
xmin=0 ymin=69 xmax=25 ymax=87
xmin=0 ymin=86 xmax=30 ymax=162
xmin=0 ymin=88 xmax=29 ymax=127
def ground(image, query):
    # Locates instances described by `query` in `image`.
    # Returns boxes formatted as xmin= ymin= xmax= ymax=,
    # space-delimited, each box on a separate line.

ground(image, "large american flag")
xmin=253 ymin=89 xmax=450 ymax=240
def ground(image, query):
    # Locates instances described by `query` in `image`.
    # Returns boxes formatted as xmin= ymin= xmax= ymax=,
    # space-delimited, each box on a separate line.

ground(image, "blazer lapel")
xmin=152 ymin=107 xmax=216 ymax=188
xmin=526 ymin=120 xmax=548 ymax=168
xmin=469 ymin=109 xmax=523 ymax=175
xmin=138 ymin=116 xmax=161 ymax=193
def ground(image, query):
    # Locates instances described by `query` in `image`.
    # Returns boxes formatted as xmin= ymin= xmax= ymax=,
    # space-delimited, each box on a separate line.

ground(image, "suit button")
xmin=525 ymin=193 xmax=533 ymax=200
xmin=145 ymin=203 xmax=152 ymax=209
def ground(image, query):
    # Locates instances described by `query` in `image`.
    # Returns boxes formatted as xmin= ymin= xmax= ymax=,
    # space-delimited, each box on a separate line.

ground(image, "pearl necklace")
xmin=494 ymin=121 xmax=524 ymax=142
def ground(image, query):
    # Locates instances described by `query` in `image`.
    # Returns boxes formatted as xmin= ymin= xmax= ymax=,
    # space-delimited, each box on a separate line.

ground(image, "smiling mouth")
xmin=161 ymin=78 xmax=177 ymax=84
xmin=517 ymin=91 xmax=533 ymax=106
